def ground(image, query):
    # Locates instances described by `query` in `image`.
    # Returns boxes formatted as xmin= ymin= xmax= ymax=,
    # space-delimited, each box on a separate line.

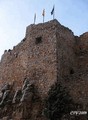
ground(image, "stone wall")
xmin=75 ymin=32 xmax=88 ymax=72
xmin=0 ymin=19 xmax=88 ymax=120
xmin=56 ymin=22 xmax=75 ymax=77
xmin=0 ymin=20 xmax=59 ymax=98
xmin=60 ymin=32 xmax=88 ymax=112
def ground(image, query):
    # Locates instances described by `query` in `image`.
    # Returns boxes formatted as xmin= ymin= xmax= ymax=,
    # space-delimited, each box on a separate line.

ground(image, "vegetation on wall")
xmin=44 ymin=82 xmax=74 ymax=120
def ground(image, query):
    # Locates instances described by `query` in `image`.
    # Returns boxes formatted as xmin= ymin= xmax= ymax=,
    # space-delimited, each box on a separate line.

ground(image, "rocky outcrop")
xmin=0 ymin=78 xmax=44 ymax=120
xmin=0 ymin=80 xmax=88 ymax=120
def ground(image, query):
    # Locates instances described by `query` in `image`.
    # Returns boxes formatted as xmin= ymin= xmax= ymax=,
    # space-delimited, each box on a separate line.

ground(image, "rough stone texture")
xmin=0 ymin=19 xmax=88 ymax=119
xmin=0 ymin=20 xmax=58 ymax=98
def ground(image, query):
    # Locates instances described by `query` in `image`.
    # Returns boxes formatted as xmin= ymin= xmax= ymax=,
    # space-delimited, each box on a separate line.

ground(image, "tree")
xmin=44 ymin=82 xmax=74 ymax=120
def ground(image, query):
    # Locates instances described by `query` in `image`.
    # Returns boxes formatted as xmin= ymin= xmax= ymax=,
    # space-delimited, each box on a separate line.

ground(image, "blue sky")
xmin=0 ymin=0 xmax=88 ymax=59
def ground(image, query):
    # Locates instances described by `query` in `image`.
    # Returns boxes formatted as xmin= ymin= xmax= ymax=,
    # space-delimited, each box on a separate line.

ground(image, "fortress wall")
xmin=0 ymin=19 xmax=88 ymax=102
xmin=76 ymin=33 xmax=88 ymax=71
xmin=0 ymin=20 xmax=59 ymax=97
xmin=56 ymin=24 xmax=75 ymax=77
xmin=0 ymin=19 xmax=88 ymax=119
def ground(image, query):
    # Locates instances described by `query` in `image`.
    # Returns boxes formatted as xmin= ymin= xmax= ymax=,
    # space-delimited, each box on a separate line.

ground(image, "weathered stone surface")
xmin=1 ymin=83 xmax=10 ymax=93
xmin=12 ymin=89 xmax=22 ymax=103
xmin=21 ymin=83 xmax=34 ymax=102
xmin=22 ymin=78 xmax=30 ymax=91
xmin=0 ymin=19 xmax=88 ymax=119
xmin=0 ymin=90 xmax=10 ymax=106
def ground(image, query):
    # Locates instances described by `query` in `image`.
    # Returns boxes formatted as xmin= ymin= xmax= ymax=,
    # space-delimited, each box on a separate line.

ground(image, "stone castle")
xmin=0 ymin=19 xmax=88 ymax=120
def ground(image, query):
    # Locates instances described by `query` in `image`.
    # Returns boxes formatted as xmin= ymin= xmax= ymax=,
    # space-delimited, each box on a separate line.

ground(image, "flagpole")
xmin=53 ymin=12 xmax=54 ymax=20
xmin=34 ymin=13 xmax=36 ymax=24
xmin=42 ymin=9 xmax=45 ymax=23
xmin=51 ymin=5 xmax=55 ymax=20
xmin=53 ymin=5 xmax=55 ymax=19
xmin=43 ymin=15 xmax=44 ymax=23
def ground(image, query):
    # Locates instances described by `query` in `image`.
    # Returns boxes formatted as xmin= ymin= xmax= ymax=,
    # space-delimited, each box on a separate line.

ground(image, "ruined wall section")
xmin=75 ymin=32 xmax=88 ymax=72
xmin=61 ymin=33 xmax=88 ymax=107
xmin=56 ymin=24 xmax=75 ymax=78
xmin=0 ymin=20 xmax=59 ymax=97
xmin=0 ymin=40 xmax=28 ymax=88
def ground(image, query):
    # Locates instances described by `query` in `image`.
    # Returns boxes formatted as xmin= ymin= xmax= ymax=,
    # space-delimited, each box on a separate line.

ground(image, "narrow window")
xmin=35 ymin=37 xmax=42 ymax=44
xmin=70 ymin=68 xmax=74 ymax=74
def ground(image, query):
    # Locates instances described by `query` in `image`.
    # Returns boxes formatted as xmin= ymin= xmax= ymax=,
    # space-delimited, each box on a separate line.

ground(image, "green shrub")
xmin=44 ymin=82 xmax=74 ymax=120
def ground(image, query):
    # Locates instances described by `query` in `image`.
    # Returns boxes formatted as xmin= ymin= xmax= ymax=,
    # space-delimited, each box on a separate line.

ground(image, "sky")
xmin=0 ymin=0 xmax=88 ymax=59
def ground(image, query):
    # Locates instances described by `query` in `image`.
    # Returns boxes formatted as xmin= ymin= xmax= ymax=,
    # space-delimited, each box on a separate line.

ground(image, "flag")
xmin=34 ymin=13 xmax=36 ymax=24
xmin=42 ymin=9 xmax=45 ymax=16
xmin=51 ymin=6 xmax=54 ymax=15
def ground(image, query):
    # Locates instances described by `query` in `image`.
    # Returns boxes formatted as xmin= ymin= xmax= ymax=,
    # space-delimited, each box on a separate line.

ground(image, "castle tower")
xmin=0 ymin=20 xmax=75 ymax=97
